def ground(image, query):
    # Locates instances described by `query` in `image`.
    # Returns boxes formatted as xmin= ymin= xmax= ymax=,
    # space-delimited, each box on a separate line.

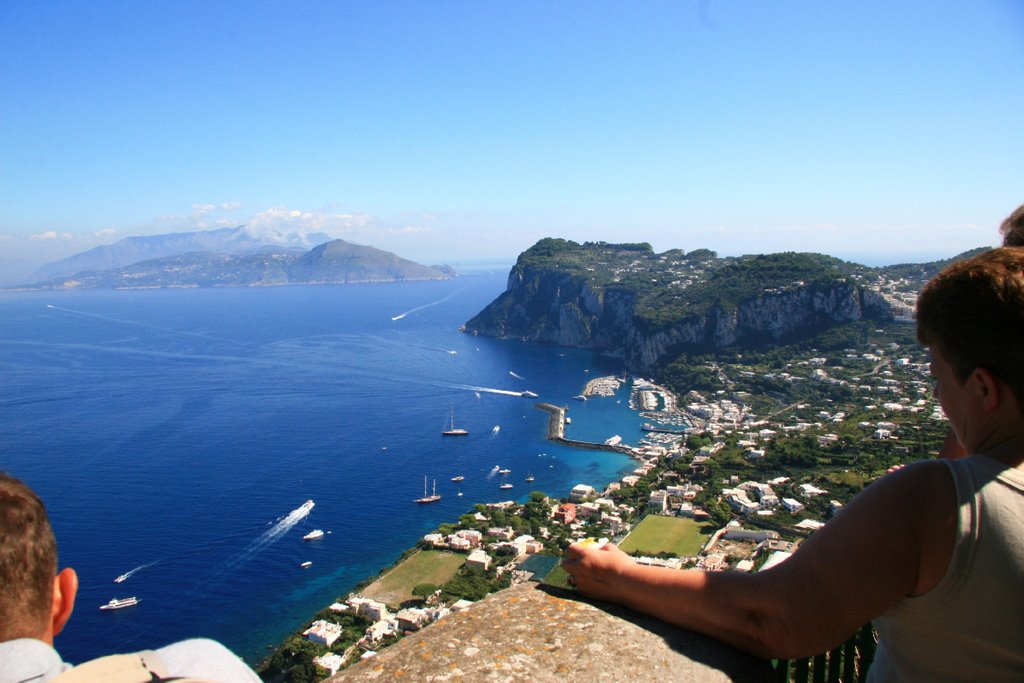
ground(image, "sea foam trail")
xmin=225 ymin=501 xmax=313 ymax=569
xmin=391 ymin=289 xmax=461 ymax=321
xmin=509 ymin=370 xmax=526 ymax=380
xmin=46 ymin=304 xmax=240 ymax=346
xmin=452 ymin=384 xmax=523 ymax=397
xmin=114 ymin=562 xmax=155 ymax=583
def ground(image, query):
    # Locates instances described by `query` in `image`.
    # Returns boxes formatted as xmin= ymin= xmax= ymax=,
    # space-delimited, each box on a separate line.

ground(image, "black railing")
xmin=771 ymin=624 xmax=876 ymax=683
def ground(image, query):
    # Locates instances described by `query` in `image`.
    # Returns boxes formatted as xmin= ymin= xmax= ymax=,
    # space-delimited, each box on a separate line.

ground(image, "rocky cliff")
xmin=464 ymin=240 xmax=893 ymax=372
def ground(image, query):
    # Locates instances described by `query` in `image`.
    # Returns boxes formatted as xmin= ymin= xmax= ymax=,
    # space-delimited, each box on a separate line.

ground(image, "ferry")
xmin=415 ymin=476 xmax=442 ymax=504
xmin=100 ymin=597 xmax=139 ymax=611
xmin=303 ymin=529 xmax=324 ymax=541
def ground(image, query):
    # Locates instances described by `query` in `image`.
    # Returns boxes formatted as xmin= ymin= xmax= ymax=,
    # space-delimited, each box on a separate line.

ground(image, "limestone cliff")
xmin=464 ymin=239 xmax=893 ymax=372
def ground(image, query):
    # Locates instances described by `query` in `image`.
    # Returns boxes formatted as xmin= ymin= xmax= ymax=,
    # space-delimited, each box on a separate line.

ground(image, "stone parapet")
xmin=329 ymin=582 xmax=772 ymax=681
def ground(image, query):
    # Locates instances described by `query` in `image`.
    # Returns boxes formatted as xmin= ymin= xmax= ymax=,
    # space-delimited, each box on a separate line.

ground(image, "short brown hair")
xmin=0 ymin=473 xmax=58 ymax=640
xmin=917 ymin=247 xmax=1024 ymax=406
xmin=1000 ymin=203 xmax=1024 ymax=247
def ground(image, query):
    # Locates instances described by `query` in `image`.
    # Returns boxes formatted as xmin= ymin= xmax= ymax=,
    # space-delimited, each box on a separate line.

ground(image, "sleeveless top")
xmin=869 ymin=454 xmax=1024 ymax=682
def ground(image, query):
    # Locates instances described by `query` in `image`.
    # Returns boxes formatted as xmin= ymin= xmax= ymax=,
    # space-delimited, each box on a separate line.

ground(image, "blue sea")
xmin=0 ymin=272 xmax=646 ymax=665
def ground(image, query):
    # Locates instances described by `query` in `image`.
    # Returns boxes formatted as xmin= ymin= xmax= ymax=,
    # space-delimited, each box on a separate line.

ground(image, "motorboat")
xmin=303 ymin=529 xmax=324 ymax=541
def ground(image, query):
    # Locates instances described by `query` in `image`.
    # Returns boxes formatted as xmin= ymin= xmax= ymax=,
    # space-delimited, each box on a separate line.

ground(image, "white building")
xmin=304 ymin=619 xmax=343 ymax=647
xmin=570 ymin=484 xmax=597 ymax=502
xmin=466 ymin=549 xmax=492 ymax=571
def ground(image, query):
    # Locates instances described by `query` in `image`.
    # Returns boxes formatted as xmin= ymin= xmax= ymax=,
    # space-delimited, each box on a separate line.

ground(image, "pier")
xmin=534 ymin=403 xmax=634 ymax=454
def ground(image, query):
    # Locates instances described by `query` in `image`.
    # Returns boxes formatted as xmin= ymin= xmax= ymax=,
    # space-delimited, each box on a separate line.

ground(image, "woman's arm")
xmin=562 ymin=460 xmax=956 ymax=659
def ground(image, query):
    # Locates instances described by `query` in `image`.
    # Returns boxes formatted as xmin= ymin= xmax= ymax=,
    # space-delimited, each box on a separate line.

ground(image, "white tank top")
xmin=869 ymin=455 xmax=1024 ymax=682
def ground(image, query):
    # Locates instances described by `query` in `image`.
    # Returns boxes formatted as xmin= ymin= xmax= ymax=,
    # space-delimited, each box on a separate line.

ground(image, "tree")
xmin=412 ymin=583 xmax=438 ymax=598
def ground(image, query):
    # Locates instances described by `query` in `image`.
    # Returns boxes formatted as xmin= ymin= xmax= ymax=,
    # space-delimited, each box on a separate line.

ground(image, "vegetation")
xmin=360 ymin=550 xmax=465 ymax=607
xmin=618 ymin=515 xmax=708 ymax=557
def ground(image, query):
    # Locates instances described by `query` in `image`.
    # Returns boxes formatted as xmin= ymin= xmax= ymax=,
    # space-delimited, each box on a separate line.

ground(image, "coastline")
xmin=256 ymin=376 xmax=685 ymax=672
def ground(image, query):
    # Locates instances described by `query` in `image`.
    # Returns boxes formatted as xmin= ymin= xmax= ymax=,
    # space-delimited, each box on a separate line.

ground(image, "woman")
xmin=563 ymin=246 xmax=1024 ymax=681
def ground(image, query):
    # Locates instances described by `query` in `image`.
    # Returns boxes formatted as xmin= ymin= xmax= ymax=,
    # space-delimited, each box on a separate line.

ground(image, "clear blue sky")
xmin=2 ymin=1 xmax=1022 ymax=281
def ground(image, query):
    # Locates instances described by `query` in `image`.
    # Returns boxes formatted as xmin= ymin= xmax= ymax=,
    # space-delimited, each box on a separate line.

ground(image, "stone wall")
xmin=329 ymin=582 xmax=772 ymax=681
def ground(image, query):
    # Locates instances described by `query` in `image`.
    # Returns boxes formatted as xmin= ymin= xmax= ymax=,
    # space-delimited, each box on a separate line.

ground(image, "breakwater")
xmin=534 ymin=402 xmax=634 ymax=454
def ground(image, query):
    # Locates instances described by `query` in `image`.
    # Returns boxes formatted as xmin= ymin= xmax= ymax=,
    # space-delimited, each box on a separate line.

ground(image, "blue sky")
xmin=2 ymin=1 xmax=1022 ymax=281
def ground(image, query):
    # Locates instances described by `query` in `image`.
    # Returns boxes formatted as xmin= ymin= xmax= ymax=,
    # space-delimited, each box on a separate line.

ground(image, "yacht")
xmin=525 ymin=472 xmax=535 ymax=482
xmin=498 ymin=468 xmax=511 ymax=475
xmin=450 ymin=475 xmax=465 ymax=482
xmin=300 ymin=561 xmax=313 ymax=568
xmin=441 ymin=405 xmax=468 ymax=436
xmin=303 ymin=529 xmax=324 ymax=541
xmin=415 ymin=475 xmax=442 ymax=503
xmin=100 ymin=597 xmax=139 ymax=611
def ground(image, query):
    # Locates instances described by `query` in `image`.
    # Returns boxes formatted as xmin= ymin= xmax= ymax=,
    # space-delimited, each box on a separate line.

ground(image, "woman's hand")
xmin=561 ymin=542 xmax=636 ymax=604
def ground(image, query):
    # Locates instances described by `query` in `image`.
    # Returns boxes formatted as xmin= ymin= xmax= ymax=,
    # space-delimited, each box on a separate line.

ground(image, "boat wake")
xmin=114 ymin=562 xmax=155 ymax=583
xmin=509 ymin=370 xmax=526 ymax=381
xmin=486 ymin=465 xmax=500 ymax=480
xmin=452 ymin=384 xmax=523 ymax=397
xmin=226 ymin=500 xmax=314 ymax=569
xmin=391 ymin=290 xmax=461 ymax=321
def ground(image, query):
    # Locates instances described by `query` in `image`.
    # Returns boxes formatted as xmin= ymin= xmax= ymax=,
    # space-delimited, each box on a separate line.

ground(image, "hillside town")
xmin=261 ymin=317 xmax=947 ymax=680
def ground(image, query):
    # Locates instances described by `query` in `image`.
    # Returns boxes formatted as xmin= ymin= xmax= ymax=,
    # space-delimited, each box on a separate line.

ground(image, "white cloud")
xmin=30 ymin=231 xmax=73 ymax=241
xmin=244 ymin=206 xmax=374 ymax=240
xmin=93 ymin=228 xmax=117 ymax=238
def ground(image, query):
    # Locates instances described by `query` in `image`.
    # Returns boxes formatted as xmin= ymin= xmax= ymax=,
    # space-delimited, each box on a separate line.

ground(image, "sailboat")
xmin=525 ymin=472 xmax=535 ymax=482
xmin=499 ymin=473 xmax=513 ymax=490
xmin=441 ymin=405 xmax=468 ymax=436
xmin=415 ymin=475 xmax=442 ymax=503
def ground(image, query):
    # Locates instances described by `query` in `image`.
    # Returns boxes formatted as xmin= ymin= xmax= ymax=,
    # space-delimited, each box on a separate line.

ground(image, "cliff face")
xmin=465 ymin=263 xmax=892 ymax=372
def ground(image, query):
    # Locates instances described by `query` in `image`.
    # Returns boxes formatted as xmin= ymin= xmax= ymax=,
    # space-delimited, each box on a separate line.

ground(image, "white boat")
xmin=526 ymin=472 xmax=535 ymax=482
xmin=441 ymin=405 xmax=468 ymax=436
xmin=114 ymin=573 xmax=129 ymax=584
xmin=300 ymin=499 xmax=315 ymax=513
xmin=451 ymin=475 xmax=465 ymax=482
xmin=300 ymin=561 xmax=313 ymax=568
xmin=605 ymin=435 xmax=622 ymax=446
xmin=499 ymin=473 xmax=513 ymax=490
xmin=498 ymin=468 xmax=511 ymax=475
xmin=100 ymin=597 xmax=139 ymax=611
xmin=303 ymin=529 xmax=324 ymax=541
xmin=457 ymin=488 xmax=463 ymax=497
xmin=492 ymin=425 xmax=500 ymax=434
xmin=415 ymin=475 xmax=441 ymax=504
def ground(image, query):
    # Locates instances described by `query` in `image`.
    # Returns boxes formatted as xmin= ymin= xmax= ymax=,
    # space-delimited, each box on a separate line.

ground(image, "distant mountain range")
xmin=19 ymin=228 xmax=454 ymax=289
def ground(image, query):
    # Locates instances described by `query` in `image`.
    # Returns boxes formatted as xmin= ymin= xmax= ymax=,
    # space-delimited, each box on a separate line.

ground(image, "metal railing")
xmin=771 ymin=624 xmax=877 ymax=683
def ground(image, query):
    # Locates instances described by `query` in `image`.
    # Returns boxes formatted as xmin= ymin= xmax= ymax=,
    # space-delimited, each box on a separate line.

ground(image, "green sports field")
xmin=361 ymin=549 xmax=465 ymax=607
xmin=618 ymin=515 xmax=708 ymax=557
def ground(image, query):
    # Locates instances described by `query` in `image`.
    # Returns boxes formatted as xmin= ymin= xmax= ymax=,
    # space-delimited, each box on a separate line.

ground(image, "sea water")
xmin=0 ymin=273 xmax=645 ymax=664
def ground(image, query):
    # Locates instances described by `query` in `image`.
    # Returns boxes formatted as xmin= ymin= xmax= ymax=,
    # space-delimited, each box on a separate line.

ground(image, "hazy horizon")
xmin=2 ymin=1 xmax=1021 ymax=284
